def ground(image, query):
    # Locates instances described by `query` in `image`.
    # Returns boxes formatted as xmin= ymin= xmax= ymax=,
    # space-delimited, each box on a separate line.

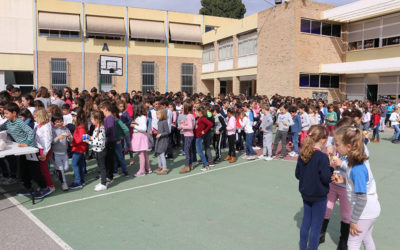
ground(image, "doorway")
xmin=367 ymin=85 xmax=378 ymax=103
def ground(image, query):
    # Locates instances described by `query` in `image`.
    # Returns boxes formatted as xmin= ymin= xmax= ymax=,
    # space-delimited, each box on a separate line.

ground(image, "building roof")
xmin=320 ymin=57 xmax=400 ymax=74
xmin=322 ymin=0 xmax=400 ymax=23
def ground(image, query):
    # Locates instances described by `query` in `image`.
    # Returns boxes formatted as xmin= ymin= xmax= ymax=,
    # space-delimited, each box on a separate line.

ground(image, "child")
xmin=212 ymin=105 xmax=226 ymax=162
xmin=154 ymin=109 xmax=170 ymax=175
xmin=225 ymin=108 xmax=237 ymax=163
xmin=194 ymin=106 xmax=213 ymax=171
xmin=85 ymin=111 xmax=108 ymax=191
xmin=99 ymin=101 xmax=116 ymax=183
xmin=289 ymin=106 xmax=301 ymax=157
xmin=117 ymin=100 xmax=134 ymax=166
xmin=389 ymin=107 xmax=400 ymax=143
xmin=203 ymin=104 xmax=215 ymax=166
xmin=34 ymin=108 xmax=55 ymax=192
xmin=69 ymin=107 xmax=87 ymax=189
xmin=299 ymin=104 xmax=310 ymax=144
xmin=259 ymin=104 xmax=273 ymax=161
xmin=272 ymin=104 xmax=294 ymax=159
xmin=22 ymin=93 xmax=35 ymax=115
xmin=333 ymin=126 xmax=381 ymax=250
xmin=178 ymin=102 xmax=195 ymax=174
xmin=309 ymin=105 xmax=321 ymax=126
xmin=295 ymin=125 xmax=332 ymax=250
xmin=19 ymin=108 xmax=35 ymax=129
xmin=239 ymin=110 xmax=256 ymax=160
xmin=361 ymin=106 xmax=371 ymax=131
xmin=325 ymin=104 xmax=338 ymax=136
xmin=371 ymin=107 xmax=381 ymax=143
xmin=0 ymin=103 xmax=50 ymax=198
xmin=62 ymin=103 xmax=73 ymax=126
xmin=131 ymin=104 xmax=151 ymax=176
xmin=51 ymin=113 xmax=72 ymax=191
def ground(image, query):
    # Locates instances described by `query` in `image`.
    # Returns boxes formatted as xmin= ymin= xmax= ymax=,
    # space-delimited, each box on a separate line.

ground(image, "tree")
xmin=199 ymin=0 xmax=246 ymax=19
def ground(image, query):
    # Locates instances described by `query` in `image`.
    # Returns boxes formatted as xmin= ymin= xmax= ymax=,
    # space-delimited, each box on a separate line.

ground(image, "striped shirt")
xmin=0 ymin=118 xmax=36 ymax=147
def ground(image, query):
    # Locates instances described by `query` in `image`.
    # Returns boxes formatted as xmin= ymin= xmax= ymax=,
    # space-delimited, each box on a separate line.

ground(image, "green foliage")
xmin=199 ymin=0 xmax=246 ymax=19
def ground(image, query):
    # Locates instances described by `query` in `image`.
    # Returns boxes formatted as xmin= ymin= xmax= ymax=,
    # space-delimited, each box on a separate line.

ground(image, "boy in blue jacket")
xmin=289 ymin=106 xmax=301 ymax=157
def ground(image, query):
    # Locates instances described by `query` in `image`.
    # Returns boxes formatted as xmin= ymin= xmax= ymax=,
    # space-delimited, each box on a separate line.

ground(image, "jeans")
xmin=195 ymin=137 xmax=208 ymax=166
xmin=184 ymin=136 xmax=194 ymax=166
xmin=300 ymin=199 xmax=327 ymax=250
xmin=373 ymin=123 xmax=380 ymax=139
xmin=292 ymin=132 xmax=299 ymax=153
xmin=379 ymin=116 xmax=385 ymax=131
xmin=393 ymin=124 xmax=400 ymax=141
xmin=272 ymin=130 xmax=288 ymax=156
xmin=114 ymin=142 xmax=127 ymax=174
xmin=245 ymin=133 xmax=255 ymax=156
xmin=71 ymin=152 xmax=85 ymax=184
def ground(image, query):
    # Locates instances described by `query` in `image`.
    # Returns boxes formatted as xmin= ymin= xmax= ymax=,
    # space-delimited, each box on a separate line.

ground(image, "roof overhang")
xmin=322 ymin=0 xmax=400 ymax=23
xmin=320 ymin=57 xmax=400 ymax=74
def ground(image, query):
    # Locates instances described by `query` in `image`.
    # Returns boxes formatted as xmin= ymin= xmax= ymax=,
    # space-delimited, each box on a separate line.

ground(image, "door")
xmin=367 ymin=85 xmax=378 ymax=103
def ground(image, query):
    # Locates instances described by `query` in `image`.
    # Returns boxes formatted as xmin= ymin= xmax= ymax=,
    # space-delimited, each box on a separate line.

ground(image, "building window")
xmin=87 ymin=35 xmax=123 ymax=40
xmin=100 ymin=74 xmax=113 ymax=92
xmin=205 ymin=26 xmax=217 ymax=32
xmin=299 ymin=73 xmax=340 ymax=89
xmin=51 ymin=59 xmax=67 ymax=90
xmin=218 ymin=38 xmax=233 ymax=60
xmin=39 ymin=29 xmax=80 ymax=38
xmin=142 ymin=62 xmax=155 ymax=93
xmin=202 ymin=44 xmax=215 ymax=64
xmin=301 ymin=18 xmax=341 ymax=38
xmin=383 ymin=36 xmax=400 ymax=47
xmin=238 ymin=32 xmax=257 ymax=57
xmin=181 ymin=63 xmax=194 ymax=94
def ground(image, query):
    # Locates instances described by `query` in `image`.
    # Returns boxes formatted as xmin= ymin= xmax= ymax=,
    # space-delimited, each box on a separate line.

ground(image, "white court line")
xmin=0 ymin=187 xmax=73 ymax=250
xmin=30 ymin=159 xmax=265 ymax=212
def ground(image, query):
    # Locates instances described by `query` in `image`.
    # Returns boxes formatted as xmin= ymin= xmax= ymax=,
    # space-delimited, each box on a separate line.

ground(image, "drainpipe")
xmin=81 ymin=0 xmax=85 ymax=90
xmin=165 ymin=11 xmax=169 ymax=92
xmin=34 ymin=0 xmax=38 ymax=89
xmin=125 ymin=6 xmax=128 ymax=92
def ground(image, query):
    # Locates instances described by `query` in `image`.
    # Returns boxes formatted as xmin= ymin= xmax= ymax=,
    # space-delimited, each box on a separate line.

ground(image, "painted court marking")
xmin=0 ymin=187 xmax=73 ymax=250
xmin=29 ymin=158 xmax=284 ymax=212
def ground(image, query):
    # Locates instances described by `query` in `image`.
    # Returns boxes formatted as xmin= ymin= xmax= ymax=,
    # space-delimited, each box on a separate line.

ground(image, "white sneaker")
xmin=291 ymin=153 xmax=299 ymax=157
xmin=258 ymin=155 xmax=266 ymax=160
xmin=61 ymin=182 xmax=69 ymax=191
xmin=264 ymin=156 xmax=273 ymax=161
xmin=247 ymin=155 xmax=256 ymax=160
xmin=288 ymin=152 xmax=295 ymax=157
xmin=242 ymin=155 xmax=249 ymax=159
xmin=94 ymin=183 xmax=107 ymax=191
xmin=253 ymin=146 xmax=261 ymax=150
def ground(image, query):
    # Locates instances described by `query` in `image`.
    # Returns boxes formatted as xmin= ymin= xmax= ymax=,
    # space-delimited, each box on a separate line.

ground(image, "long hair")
xmin=73 ymin=107 xmax=87 ymax=132
xmin=33 ymin=108 xmax=50 ymax=125
xmin=334 ymin=126 xmax=368 ymax=167
xmin=91 ymin=111 xmax=104 ymax=137
xmin=299 ymin=125 xmax=329 ymax=163
xmin=132 ymin=103 xmax=146 ymax=120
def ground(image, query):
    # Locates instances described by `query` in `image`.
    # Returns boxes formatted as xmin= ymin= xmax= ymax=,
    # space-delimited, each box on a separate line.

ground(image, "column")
xmin=214 ymin=78 xmax=220 ymax=97
xmin=233 ymin=76 xmax=240 ymax=95
xmin=251 ymin=79 xmax=256 ymax=95
xmin=0 ymin=71 xmax=5 ymax=91
xmin=233 ymin=35 xmax=238 ymax=69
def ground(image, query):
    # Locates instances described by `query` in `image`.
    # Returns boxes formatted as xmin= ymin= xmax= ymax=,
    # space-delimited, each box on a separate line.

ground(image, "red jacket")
xmin=195 ymin=117 xmax=213 ymax=138
xmin=372 ymin=114 xmax=380 ymax=126
xmin=72 ymin=124 xmax=87 ymax=153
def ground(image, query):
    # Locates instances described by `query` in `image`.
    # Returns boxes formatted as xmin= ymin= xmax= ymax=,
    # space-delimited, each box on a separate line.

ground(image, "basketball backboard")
xmin=100 ymin=55 xmax=123 ymax=76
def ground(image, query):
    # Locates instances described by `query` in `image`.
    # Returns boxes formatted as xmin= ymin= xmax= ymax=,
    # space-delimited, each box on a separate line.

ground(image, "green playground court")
xmin=2 ymin=132 xmax=400 ymax=249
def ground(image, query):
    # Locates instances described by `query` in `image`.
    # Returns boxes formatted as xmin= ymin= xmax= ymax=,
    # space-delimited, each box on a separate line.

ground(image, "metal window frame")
xmin=141 ymin=61 xmax=155 ymax=93
xmin=50 ymin=58 xmax=68 ymax=90
xmin=181 ymin=63 xmax=194 ymax=94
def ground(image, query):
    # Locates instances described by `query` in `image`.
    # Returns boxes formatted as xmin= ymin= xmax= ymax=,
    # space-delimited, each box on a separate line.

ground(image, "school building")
xmin=0 ymin=0 xmax=400 ymax=102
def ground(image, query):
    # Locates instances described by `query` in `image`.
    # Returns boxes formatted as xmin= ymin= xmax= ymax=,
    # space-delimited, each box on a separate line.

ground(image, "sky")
xmin=65 ymin=0 xmax=359 ymax=17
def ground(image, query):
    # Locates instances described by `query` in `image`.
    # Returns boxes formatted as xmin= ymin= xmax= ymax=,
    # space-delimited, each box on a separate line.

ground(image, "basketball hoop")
xmin=100 ymin=55 xmax=123 ymax=76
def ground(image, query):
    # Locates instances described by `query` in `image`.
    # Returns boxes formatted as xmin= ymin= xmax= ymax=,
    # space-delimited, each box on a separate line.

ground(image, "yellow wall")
xmin=346 ymin=46 xmax=400 ymax=62
xmin=202 ymin=13 xmax=258 ymax=44
xmin=201 ymin=67 xmax=257 ymax=80
xmin=38 ymin=0 xmax=81 ymax=14
xmin=0 ymin=54 xmax=34 ymax=71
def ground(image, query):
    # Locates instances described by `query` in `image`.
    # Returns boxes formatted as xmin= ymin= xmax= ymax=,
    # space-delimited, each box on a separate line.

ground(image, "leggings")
xmin=39 ymin=149 xmax=54 ymax=188
xmin=228 ymin=134 xmax=236 ymax=157
xmin=183 ymin=136 xmax=194 ymax=166
xmin=348 ymin=218 xmax=376 ymax=250
xmin=138 ymin=151 xmax=150 ymax=173
xmin=324 ymin=183 xmax=351 ymax=223
xmin=300 ymin=199 xmax=327 ymax=250
xmin=157 ymin=152 xmax=167 ymax=169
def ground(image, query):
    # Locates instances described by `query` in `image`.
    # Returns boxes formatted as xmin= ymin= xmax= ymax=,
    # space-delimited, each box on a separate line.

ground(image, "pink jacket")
xmin=182 ymin=114 xmax=195 ymax=137
xmin=227 ymin=116 xmax=237 ymax=135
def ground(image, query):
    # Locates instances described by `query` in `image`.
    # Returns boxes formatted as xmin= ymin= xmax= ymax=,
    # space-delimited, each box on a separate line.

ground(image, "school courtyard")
xmin=0 ymin=129 xmax=398 ymax=249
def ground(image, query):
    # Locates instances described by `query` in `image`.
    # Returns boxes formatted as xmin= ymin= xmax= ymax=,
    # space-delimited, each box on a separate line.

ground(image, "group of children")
xmin=0 ymin=86 xmax=382 ymax=249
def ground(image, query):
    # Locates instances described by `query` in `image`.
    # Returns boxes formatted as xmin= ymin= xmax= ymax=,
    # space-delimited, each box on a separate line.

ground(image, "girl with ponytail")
xmin=295 ymin=125 xmax=332 ymax=250
xmin=332 ymin=126 xmax=380 ymax=250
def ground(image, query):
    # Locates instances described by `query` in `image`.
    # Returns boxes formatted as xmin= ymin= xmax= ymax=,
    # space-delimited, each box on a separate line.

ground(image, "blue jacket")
xmin=295 ymin=150 xmax=332 ymax=202
xmin=291 ymin=114 xmax=301 ymax=133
